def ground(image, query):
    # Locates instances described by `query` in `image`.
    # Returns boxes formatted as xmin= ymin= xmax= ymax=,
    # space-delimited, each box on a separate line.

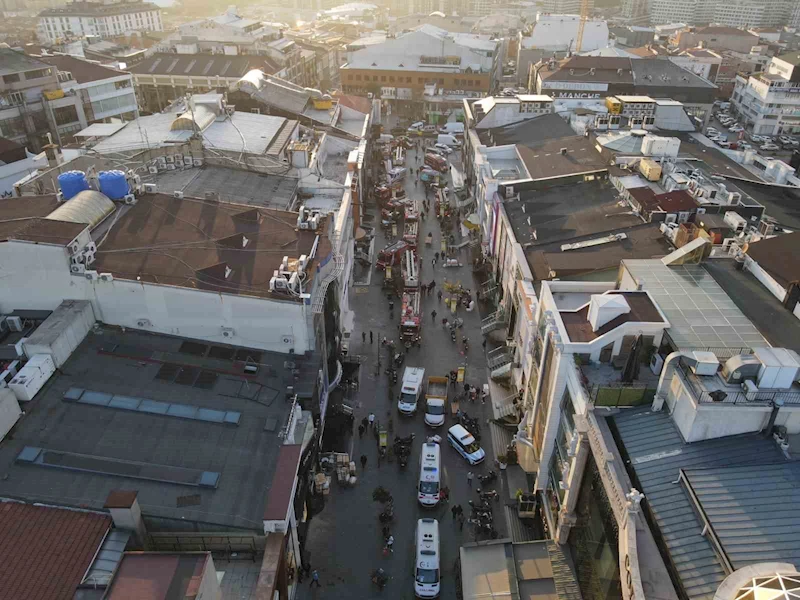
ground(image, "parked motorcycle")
xmin=478 ymin=471 xmax=497 ymax=485
xmin=393 ymin=353 xmax=405 ymax=367
xmin=477 ymin=488 xmax=500 ymax=502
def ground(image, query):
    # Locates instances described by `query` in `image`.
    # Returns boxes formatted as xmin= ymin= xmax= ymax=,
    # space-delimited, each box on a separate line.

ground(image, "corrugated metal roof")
xmin=612 ymin=408 xmax=792 ymax=600
xmin=682 ymin=463 xmax=800 ymax=570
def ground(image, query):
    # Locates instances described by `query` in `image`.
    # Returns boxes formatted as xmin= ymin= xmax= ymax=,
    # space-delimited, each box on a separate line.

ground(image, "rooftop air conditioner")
xmin=143 ymin=183 xmax=157 ymax=194
xmin=67 ymin=241 xmax=80 ymax=255
xmin=165 ymin=164 xmax=176 ymax=171
xmin=174 ymin=191 xmax=184 ymax=199
xmin=56 ymin=191 xmax=64 ymax=203
xmin=165 ymin=156 xmax=175 ymax=164
xmin=122 ymin=193 xmax=136 ymax=204
xmin=99 ymin=273 xmax=113 ymax=282
xmin=721 ymin=354 xmax=762 ymax=384
xmin=70 ymin=263 xmax=86 ymax=274
xmin=221 ymin=327 xmax=235 ymax=338
xmin=148 ymin=166 xmax=158 ymax=174
xmin=85 ymin=271 xmax=99 ymax=281
xmin=6 ymin=316 xmax=22 ymax=332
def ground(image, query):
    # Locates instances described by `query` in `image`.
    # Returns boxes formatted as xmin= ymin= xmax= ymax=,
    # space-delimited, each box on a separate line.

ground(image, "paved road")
xmin=296 ymin=125 xmax=504 ymax=600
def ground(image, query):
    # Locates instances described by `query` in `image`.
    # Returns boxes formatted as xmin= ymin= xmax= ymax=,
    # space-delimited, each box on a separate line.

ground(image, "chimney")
xmin=104 ymin=490 xmax=148 ymax=549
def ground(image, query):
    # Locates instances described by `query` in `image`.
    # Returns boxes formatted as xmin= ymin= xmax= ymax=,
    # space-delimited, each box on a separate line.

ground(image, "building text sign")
xmin=541 ymin=81 xmax=609 ymax=92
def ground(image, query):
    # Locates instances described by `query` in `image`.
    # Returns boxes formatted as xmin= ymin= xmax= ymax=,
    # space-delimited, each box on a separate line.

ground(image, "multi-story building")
xmin=621 ymin=0 xmax=649 ymax=23
xmin=341 ymin=24 xmax=499 ymax=119
xmin=541 ymin=0 xmax=594 ymax=13
xmin=732 ymin=53 xmax=800 ymax=135
xmin=129 ymin=53 xmax=279 ymax=113
xmin=650 ymin=0 xmax=794 ymax=28
xmin=675 ymin=26 xmax=760 ymax=54
xmin=37 ymin=0 xmax=162 ymax=44
xmin=0 ymin=49 xmax=135 ymax=151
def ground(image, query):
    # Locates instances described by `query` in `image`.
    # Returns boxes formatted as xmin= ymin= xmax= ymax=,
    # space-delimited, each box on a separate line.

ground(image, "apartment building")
xmin=650 ymin=0 xmax=795 ymax=28
xmin=37 ymin=0 xmax=162 ymax=44
xmin=341 ymin=25 xmax=499 ymax=118
xmin=731 ymin=53 xmax=800 ymax=136
xmin=675 ymin=26 xmax=760 ymax=54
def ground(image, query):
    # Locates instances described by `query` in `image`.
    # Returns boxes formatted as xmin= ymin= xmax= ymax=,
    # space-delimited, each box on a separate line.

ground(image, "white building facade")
xmin=731 ymin=55 xmax=800 ymax=135
xmin=38 ymin=0 xmax=163 ymax=44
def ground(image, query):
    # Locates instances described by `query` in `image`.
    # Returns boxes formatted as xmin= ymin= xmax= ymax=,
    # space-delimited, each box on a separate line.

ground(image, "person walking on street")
xmin=435 ymin=251 xmax=440 ymax=262
xmin=431 ymin=257 xmax=436 ymax=268
xmin=310 ymin=570 xmax=321 ymax=588
xmin=370 ymin=330 xmax=374 ymax=344
xmin=451 ymin=503 xmax=461 ymax=519
xmin=437 ymin=290 xmax=442 ymax=302
xmin=358 ymin=424 xmax=365 ymax=438
xmin=368 ymin=412 xmax=376 ymax=428
xmin=458 ymin=512 xmax=465 ymax=531
xmin=362 ymin=331 xmax=366 ymax=344
xmin=431 ymin=309 xmax=437 ymax=323
xmin=467 ymin=471 xmax=474 ymax=487
xmin=361 ymin=416 xmax=368 ymax=431
xmin=360 ymin=454 xmax=367 ymax=469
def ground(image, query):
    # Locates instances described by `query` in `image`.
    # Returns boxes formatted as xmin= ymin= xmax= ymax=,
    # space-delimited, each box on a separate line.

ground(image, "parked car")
xmin=717 ymin=141 xmax=732 ymax=148
xmin=706 ymin=128 xmax=718 ymax=136
xmin=433 ymin=143 xmax=453 ymax=154
xmin=729 ymin=125 xmax=744 ymax=133
xmin=738 ymin=142 xmax=753 ymax=150
xmin=761 ymin=143 xmax=780 ymax=151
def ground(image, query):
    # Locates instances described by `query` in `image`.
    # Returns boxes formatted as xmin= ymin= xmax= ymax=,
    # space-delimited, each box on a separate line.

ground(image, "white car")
xmin=761 ymin=143 xmax=780 ymax=151
xmin=447 ymin=424 xmax=485 ymax=465
xmin=729 ymin=125 xmax=743 ymax=133
xmin=433 ymin=143 xmax=453 ymax=154
xmin=750 ymin=135 xmax=767 ymax=143
xmin=738 ymin=142 xmax=753 ymax=150
xmin=409 ymin=121 xmax=424 ymax=130
xmin=706 ymin=127 xmax=718 ymax=136
xmin=717 ymin=141 xmax=731 ymax=148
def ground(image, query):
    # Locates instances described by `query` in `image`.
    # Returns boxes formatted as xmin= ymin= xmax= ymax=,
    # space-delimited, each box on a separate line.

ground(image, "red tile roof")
xmin=0 ymin=502 xmax=111 ymax=600
xmin=263 ymin=444 xmax=302 ymax=520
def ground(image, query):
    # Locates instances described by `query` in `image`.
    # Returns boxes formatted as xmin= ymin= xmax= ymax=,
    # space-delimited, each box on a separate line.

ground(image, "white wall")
xmin=744 ymin=255 xmax=791 ymax=307
xmin=0 ymin=152 xmax=47 ymax=196
xmin=0 ymin=241 xmax=312 ymax=354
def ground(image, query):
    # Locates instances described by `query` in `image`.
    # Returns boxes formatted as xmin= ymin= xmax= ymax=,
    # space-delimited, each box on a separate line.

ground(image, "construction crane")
xmin=574 ymin=0 xmax=592 ymax=54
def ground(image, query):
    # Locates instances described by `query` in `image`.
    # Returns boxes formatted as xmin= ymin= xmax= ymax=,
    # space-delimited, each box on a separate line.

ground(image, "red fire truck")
xmin=404 ymin=199 xmax=420 ymax=221
xmin=400 ymin=290 xmax=422 ymax=344
xmin=402 ymin=248 xmax=419 ymax=289
xmin=424 ymin=153 xmax=447 ymax=173
xmin=403 ymin=220 xmax=419 ymax=247
xmin=376 ymin=240 xmax=409 ymax=270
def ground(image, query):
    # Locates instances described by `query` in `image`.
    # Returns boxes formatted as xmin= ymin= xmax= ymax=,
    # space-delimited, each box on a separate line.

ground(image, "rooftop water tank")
xmin=57 ymin=171 xmax=89 ymax=201
xmin=98 ymin=170 xmax=129 ymax=201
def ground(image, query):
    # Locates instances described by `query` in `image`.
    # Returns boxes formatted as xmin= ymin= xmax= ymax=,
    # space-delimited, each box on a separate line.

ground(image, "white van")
xmin=447 ymin=424 xmax=485 ymax=465
xmin=398 ymin=367 xmax=425 ymax=415
xmin=439 ymin=122 xmax=464 ymax=135
xmin=418 ymin=442 xmax=441 ymax=507
xmin=414 ymin=519 xmax=440 ymax=598
xmin=436 ymin=134 xmax=461 ymax=148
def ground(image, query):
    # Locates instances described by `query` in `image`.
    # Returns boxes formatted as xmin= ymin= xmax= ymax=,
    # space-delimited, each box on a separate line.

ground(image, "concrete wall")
xmin=666 ymin=369 xmax=800 ymax=441
xmin=0 ymin=241 xmax=312 ymax=354
xmin=744 ymin=255 xmax=791 ymax=305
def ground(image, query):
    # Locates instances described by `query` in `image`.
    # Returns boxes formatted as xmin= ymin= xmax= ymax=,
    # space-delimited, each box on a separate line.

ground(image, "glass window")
xmin=3 ymin=74 xmax=20 ymax=84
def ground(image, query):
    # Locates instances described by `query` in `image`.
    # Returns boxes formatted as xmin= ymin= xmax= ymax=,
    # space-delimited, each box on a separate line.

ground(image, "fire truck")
xmin=424 ymin=153 xmax=447 ymax=173
xmin=404 ymin=199 xmax=420 ymax=221
xmin=403 ymin=220 xmax=419 ymax=247
xmin=402 ymin=248 xmax=419 ymax=289
xmin=400 ymin=289 xmax=422 ymax=344
xmin=435 ymin=186 xmax=451 ymax=219
xmin=376 ymin=240 xmax=409 ymax=270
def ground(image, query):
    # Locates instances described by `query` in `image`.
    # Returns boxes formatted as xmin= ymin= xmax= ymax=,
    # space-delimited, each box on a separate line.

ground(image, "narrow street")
xmin=296 ymin=117 xmax=505 ymax=600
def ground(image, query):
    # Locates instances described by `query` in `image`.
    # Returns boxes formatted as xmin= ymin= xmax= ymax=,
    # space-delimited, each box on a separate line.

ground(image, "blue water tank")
xmin=57 ymin=171 xmax=89 ymax=200
xmin=98 ymin=170 xmax=129 ymax=200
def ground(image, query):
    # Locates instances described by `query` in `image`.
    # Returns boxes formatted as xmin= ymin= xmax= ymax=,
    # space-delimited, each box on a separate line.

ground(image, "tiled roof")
xmin=130 ymin=53 xmax=278 ymax=78
xmin=40 ymin=55 xmax=127 ymax=84
xmin=745 ymin=231 xmax=800 ymax=289
xmin=0 ymin=502 xmax=110 ymax=600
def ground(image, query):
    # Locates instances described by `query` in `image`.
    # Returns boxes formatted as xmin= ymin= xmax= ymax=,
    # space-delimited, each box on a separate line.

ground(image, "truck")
xmin=398 ymin=366 xmax=426 ymax=415
xmin=400 ymin=290 xmax=422 ymax=344
xmin=425 ymin=153 xmax=447 ymax=173
xmin=424 ymin=376 xmax=449 ymax=427
xmin=439 ymin=122 xmax=464 ymax=135
xmin=402 ymin=248 xmax=419 ymax=289
xmin=437 ymin=134 xmax=461 ymax=147
xmin=376 ymin=240 xmax=408 ymax=270
xmin=403 ymin=220 xmax=419 ymax=247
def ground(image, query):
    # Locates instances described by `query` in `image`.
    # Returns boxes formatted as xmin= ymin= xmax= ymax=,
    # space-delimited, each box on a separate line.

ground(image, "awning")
xmin=74 ymin=122 xmax=127 ymax=138
xmin=463 ymin=214 xmax=480 ymax=231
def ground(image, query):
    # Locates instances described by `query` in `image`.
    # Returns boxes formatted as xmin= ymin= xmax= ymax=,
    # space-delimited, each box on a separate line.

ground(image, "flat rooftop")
xmin=506 ymin=178 xmax=642 ymax=247
xmin=106 ymin=553 xmax=212 ymax=600
xmin=145 ymin=165 xmax=298 ymax=211
xmin=0 ymin=327 xmax=316 ymax=531
xmin=612 ymin=408 xmax=799 ymax=600
xmin=479 ymin=113 xmax=575 ymax=148
xmin=517 ymin=136 xmax=608 ymax=181
xmin=621 ymin=260 xmax=768 ymax=351
xmin=526 ymin=223 xmax=673 ymax=281
xmin=93 ymin=193 xmax=329 ymax=300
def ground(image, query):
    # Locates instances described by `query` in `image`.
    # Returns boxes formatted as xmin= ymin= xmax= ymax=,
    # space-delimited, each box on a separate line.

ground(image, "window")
xmin=355 ymin=74 xmax=361 ymax=81
xmin=438 ymin=78 xmax=444 ymax=84
xmin=347 ymin=74 xmax=353 ymax=81
xmin=389 ymin=76 xmax=394 ymax=82
xmin=53 ymin=104 xmax=79 ymax=126
xmin=418 ymin=77 xmax=423 ymax=84
xmin=2 ymin=74 xmax=20 ymax=84
xmin=25 ymin=68 xmax=51 ymax=80
xmin=406 ymin=77 xmax=411 ymax=83
xmin=381 ymin=75 xmax=386 ymax=82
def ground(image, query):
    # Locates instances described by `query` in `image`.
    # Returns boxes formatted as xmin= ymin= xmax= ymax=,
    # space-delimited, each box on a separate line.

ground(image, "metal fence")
xmin=677 ymin=362 xmax=800 ymax=406
xmin=590 ymin=384 xmax=657 ymax=408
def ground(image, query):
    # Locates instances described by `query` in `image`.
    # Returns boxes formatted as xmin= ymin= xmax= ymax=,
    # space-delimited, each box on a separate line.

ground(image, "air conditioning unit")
xmin=505 ymin=186 xmax=515 ymax=198
xmin=148 ymin=166 xmax=158 ymax=174
xmin=270 ymin=270 xmax=288 ymax=291
xmin=6 ymin=316 xmax=22 ymax=332
xmin=221 ymin=327 xmax=235 ymax=338
xmin=299 ymin=220 xmax=309 ymax=230
xmin=71 ymin=255 xmax=84 ymax=265
xmin=173 ymin=191 xmax=184 ymax=199
xmin=99 ymin=273 xmax=113 ymax=282
xmin=70 ymin=263 xmax=86 ymax=274
xmin=165 ymin=155 xmax=175 ymax=164
xmin=56 ymin=191 xmax=64 ymax=203
xmin=85 ymin=270 xmax=99 ymax=281
xmin=67 ymin=241 xmax=80 ymax=255
xmin=136 ymin=318 xmax=151 ymax=327
xmin=123 ymin=193 xmax=136 ymax=204
xmin=86 ymin=241 xmax=97 ymax=253
xmin=193 ymin=159 xmax=203 ymax=167
xmin=143 ymin=183 xmax=157 ymax=194
xmin=183 ymin=156 xmax=193 ymax=166
xmin=165 ymin=164 xmax=176 ymax=171
xmin=83 ymin=250 xmax=96 ymax=265
xmin=282 ymin=335 xmax=294 ymax=345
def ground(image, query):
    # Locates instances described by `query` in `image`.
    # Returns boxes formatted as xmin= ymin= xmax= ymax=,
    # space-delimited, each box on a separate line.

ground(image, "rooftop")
xmin=516 ymin=136 xmax=608 ymax=181
xmin=612 ymin=408 xmax=798 ymax=600
xmin=631 ymin=59 xmax=717 ymax=89
xmin=92 ymin=193 xmax=328 ymax=299
xmin=39 ymin=0 xmax=160 ymax=17
xmin=146 ymin=165 xmax=298 ymax=211
xmin=621 ymin=261 xmax=768 ymax=351
xmin=130 ymin=53 xmax=278 ymax=79
xmin=694 ymin=26 xmax=758 ymax=37
xmin=0 ymin=501 xmax=111 ymax=600
xmin=725 ymin=180 xmax=800 ymax=230
xmin=0 ymin=194 xmax=86 ymax=246
xmin=526 ymin=223 xmax=673 ymax=281
xmin=106 ymin=553 xmax=212 ymax=600
xmin=637 ymin=189 xmax=699 ymax=214
xmin=0 ymin=327 xmax=315 ymax=530
xmin=506 ymin=178 xmax=641 ymax=247
xmin=479 ymin=113 xmax=575 ymax=148
xmin=559 ymin=290 xmax=665 ymax=342
xmin=39 ymin=55 xmax=127 ymax=84
xmin=745 ymin=232 xmax=800 ymax=290
xmin=0 ymin=48 xmax=52 ymax=77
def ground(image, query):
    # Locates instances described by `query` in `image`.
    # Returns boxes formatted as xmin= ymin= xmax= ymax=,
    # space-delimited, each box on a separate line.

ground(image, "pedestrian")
xmin=310 ymin=570 xmax=321 ymax=588
xmin=431 ymin=309 xmax=437 ymax=322
xmin=370 ymin=330 xmax=374 ymax=344
xmin=451 ymin=503 xmax=460 ymax=519
xmin=384 ymin=534 xmax=394 ymax=554
xmin=362 ymin=331 xmax=366 ymax=344
xmin=458 ymin=512 xmax=465 ymax=531
xmin=360 ymin=454 xmax=367 ymax=469
xmin=368 ymin=412 xmax=376 ymax=428
xmin=437 ymin=290 xmax=443 ymax=302
xmin=467 ymin=471 xmax=474 ymax=487
xmin=435 ymin=251 xmax=440 ymax=261
xmin=361 ymin=416 xmax=369 ymax=430
xmin=482 ymin=339 xmax=487 ymax=350
xmin=431 ymin=257 xmax=436 ymax=268
xmin=358 ymin=424 xmax=365 ymax=438
xmin=441 ymin=486 xmax=449 ymax=503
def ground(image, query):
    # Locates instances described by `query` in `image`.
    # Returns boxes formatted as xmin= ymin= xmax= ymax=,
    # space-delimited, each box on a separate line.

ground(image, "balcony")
xmin=487 ymin=345 xmax=515 ymax=380
xmin=579 ymin=359 xmax=659 ymax=408
xmin=481 ymin=308 xmax=508 ymax=335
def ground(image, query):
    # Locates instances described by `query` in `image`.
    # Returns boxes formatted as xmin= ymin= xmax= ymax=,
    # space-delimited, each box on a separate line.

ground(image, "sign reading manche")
xmin=541 ymin=81 xmax=609 ymax=92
